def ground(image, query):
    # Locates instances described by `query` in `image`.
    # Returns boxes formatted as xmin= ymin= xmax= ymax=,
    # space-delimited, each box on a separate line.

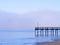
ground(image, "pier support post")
xmin=40 ymin=30 xmax=42 ymax=36
xmin=42 ymin=30 xmax=44 ymax=37
xmin=35 ymin=30 xmax=36 ymax=36
xmin=35 ymin=30 xmax=39 ymax=36
xmin=51 ymin=30 xmax=54 ymax=37
xmin=35 ymin=30 xmax=38 ymax=36
xmin=40 ymin=30 xmax=44 ymax=37
xmin=45 ymin=30 xmax=49 ymax=37
xmin=55 ymin=30 xmax=58 ymax=37
xmin=40 ymin=30 xmax=44 ymax=36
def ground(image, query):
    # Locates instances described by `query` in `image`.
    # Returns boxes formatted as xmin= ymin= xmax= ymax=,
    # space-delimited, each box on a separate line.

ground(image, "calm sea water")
xmin=0 ymin=30 xmax=60 ymax=45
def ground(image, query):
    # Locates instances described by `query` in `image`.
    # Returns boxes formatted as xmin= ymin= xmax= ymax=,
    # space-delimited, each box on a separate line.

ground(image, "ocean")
xmin=0 ymin=30 xmax=60 ymax=45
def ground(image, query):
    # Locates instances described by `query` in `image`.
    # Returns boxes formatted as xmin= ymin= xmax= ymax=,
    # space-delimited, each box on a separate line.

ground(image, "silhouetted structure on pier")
xmin=35 ymin=27 xmax=60 ymax=37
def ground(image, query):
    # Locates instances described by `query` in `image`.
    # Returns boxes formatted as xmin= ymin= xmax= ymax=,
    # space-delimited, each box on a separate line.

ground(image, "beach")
xmin=36 ymin=40 xmax=60 ymax=45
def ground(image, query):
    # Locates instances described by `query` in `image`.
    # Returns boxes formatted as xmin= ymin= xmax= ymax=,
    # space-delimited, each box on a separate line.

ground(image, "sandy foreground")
xmin=36 ymin=40 xmax=60 ymax=45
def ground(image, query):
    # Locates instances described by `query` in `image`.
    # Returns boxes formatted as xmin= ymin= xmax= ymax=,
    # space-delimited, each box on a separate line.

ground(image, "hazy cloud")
xmin=0 ymin=10 xmax=60 ymax=30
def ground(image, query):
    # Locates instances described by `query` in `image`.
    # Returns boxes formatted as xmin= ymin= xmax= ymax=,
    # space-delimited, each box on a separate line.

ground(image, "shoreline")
xmin=36 ymin=40 xmax=60 ymax=45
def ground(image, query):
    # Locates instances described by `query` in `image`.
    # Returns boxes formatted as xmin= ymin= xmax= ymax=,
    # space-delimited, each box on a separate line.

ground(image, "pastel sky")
xmin=0 ymin=0 xmax=60 ymax=30
xmin=0 ymin=0 xmax=60 ymax=13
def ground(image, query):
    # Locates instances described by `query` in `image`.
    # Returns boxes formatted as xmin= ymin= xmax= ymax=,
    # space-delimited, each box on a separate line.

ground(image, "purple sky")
xmin=0 ymin=0 xmax=60 ymax=30
xmin=0 ymin=10 xmax=60 ymax=30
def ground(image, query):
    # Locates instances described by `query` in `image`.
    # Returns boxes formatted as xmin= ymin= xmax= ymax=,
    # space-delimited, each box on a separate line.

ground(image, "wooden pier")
xmin=35 ymin=27 xmax=60 ymax=37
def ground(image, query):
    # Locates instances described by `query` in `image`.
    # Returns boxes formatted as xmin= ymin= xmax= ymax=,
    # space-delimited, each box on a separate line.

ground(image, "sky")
xmin=0 ymin=0 xmax=60 ymax=14
xmin=0 ymin=0 xmax=60 ymax=30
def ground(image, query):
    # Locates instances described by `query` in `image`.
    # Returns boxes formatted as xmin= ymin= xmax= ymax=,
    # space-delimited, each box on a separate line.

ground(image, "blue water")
xmin=0 ymin=30 xmax=60 ymax=45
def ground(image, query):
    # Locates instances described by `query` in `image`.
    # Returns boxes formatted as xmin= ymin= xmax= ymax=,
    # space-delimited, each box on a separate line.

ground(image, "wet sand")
xmin=36 ymin=40 xmax=60 ymax=45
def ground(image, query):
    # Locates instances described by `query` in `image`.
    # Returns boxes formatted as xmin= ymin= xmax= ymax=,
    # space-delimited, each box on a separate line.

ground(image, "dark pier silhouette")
xmin=35 ymin=27 xmax=60 ymax=37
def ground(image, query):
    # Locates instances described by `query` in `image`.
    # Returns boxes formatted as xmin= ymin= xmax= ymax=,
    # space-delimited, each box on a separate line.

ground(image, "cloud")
xmin=0 ymin=10 xmax=60 ymax=30
xmin=0 ymin=11 xmax=35 ymax=30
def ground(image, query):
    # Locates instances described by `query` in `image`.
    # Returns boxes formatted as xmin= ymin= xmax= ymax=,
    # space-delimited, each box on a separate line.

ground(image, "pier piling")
xmin=35 ymin=27 xmax=59 ymax=37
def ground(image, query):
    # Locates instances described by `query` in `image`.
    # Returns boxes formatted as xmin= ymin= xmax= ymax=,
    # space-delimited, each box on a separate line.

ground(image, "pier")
xmin=35 ymin=27 xmax=60 ymax=37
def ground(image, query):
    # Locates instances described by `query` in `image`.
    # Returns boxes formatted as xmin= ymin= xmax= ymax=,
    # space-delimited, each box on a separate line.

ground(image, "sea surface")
xmin=0 ymin=30 xmax=60 ymax=45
